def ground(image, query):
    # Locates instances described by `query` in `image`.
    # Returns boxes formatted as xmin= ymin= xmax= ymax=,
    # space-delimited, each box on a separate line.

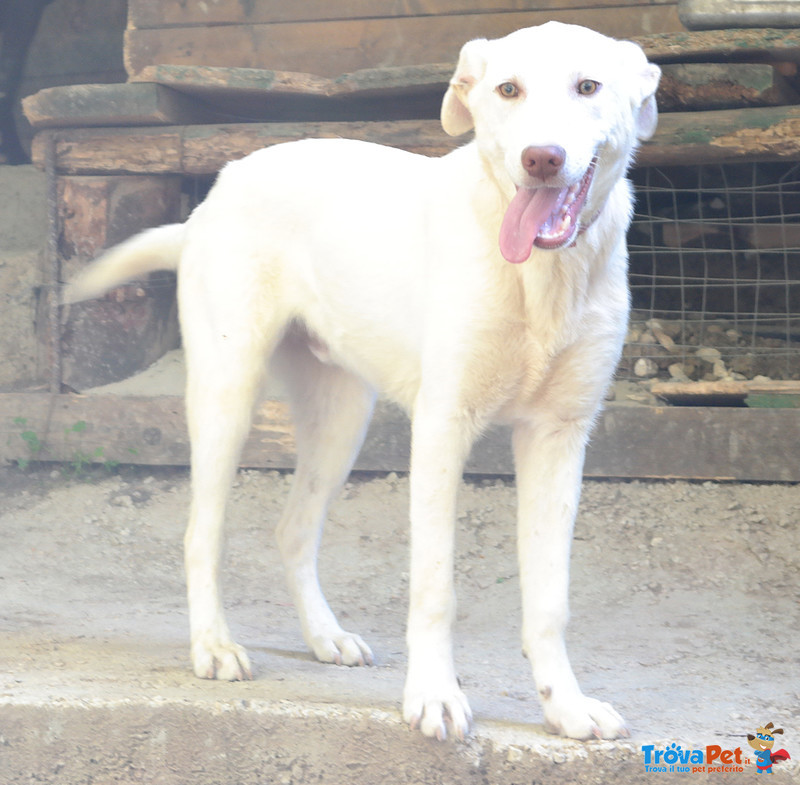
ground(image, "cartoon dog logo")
xmin=747 ymin=722 xmax=791 ymax=774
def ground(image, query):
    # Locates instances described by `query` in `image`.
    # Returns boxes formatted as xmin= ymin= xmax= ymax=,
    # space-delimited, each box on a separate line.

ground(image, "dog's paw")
xmin=191 ymin=636 xmax=253 ymax=681
xmin=403 ymin=676 xmax=472 ymax=741
xmin=543 ymin=693 xmax=628 ymax=740
xmin=309 ymin=630 xmax=374 ymax=667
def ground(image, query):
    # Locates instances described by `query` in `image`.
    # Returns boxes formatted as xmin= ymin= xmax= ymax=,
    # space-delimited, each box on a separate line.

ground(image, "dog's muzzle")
xmin=499 ymin=157 xmax=598 ymax=263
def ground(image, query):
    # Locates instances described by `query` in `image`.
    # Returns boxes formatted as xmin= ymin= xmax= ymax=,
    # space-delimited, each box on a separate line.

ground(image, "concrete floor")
xmin=1 ymin=466 xmax=798 ymax=783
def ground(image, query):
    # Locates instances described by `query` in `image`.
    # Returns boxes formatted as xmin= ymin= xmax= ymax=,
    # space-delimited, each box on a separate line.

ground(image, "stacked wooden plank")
xmin=11 ymin=6 xmax=800 ymax=479
xmin=23 ymin=27 xmax=800 ymax=175
xmin=651 ymin=379 xmax=800 ymax=407
xmin=123 ymin=0 xmax=683 ymax=78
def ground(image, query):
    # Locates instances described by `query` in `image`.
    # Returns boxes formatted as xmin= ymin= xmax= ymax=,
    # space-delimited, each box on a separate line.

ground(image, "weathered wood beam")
xmin=55 ymin=176 xmax=182 ymax=390
xmin=25 ymin=61 xmax=796 ymax=132
xmin=22 ymin=83 xmax=223 ymax=130
xmin=123 ymin=8 xmax=682 ymax=78
xmin=636 ymin=27 xmax=800 ymax=64
xmin=2 ymin=393 xmax=799 ymax=481
xmin=652 ymin=379 xmax=800 ymax=407
xmin=30 ymin=121 xmax=457 ymax=175
xmin=23 ymin=73 xmax=450 ymax=132
xmin=30 ymin=105 xmax=800 ymax=176
xmin=121 ymin=22 xmax=800 ymax=87
xmin=640 ymin=104 xmax=800 ymax=165
xmin=125 ymin=8 xmax=800 ymax=65
xmin=129 ymin=0 xmax=669 ymax=28
xmin=129 ymin=63 xmax=449 ymax=99
xmin=658 ymin=63 xmax=798 ymax=111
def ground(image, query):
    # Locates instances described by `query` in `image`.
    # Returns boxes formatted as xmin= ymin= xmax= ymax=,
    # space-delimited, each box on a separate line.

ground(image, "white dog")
xmin=68 ymin=22 xmax=660 ymax=741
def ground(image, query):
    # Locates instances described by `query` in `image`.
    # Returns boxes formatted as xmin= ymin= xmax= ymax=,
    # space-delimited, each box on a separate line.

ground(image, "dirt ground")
xmin=1 ymin=461 xmax=798 ymax=782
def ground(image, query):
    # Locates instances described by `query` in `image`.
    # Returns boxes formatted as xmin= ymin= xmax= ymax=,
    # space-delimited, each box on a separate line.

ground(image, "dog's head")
xmin=441 ymin=22 xmax=660 ymax=262
xmin=748 ymin=723 xmax=783 ymax=752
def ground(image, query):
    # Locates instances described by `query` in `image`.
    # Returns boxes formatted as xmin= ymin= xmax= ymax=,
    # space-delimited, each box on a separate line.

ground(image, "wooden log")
xmin=32 ymin=128 xmax=186 ymax=175
xmin=126 ymin=12 xmax=800 ymax=70
xmin=24 ymin=62 xmax=798 ymax=135
xmin=57 ymin=176 xmax=181 ymax=270
xmin=123 ymin=8 xmax=683 ymax=79
xmin=126 ymin=9 xmax=800 ymax=68
xmin=637 ymin=27 xmax=800 ymax=64
xmin=31 ymin=121 xmax=458 ymax=175
xmin=129 ymin=0 xmax=665 ymax=28
xmin=136 ymin=62 xmax=800 ymax=111
xmin=132 ymin=66 xmax=336 ymax=98
xmin=25 ymin=65 xmax=451 ymax=133
xmin=130 ymin=64 xmax=450 ymax=125
xmin=744 ymin=222 xmax=800 ymax=249
xmin=661 ymin=220 xmax=800 ymax=249
xmin=22 ymin=83 xmax=222 ymax=130
xmin=130 ymin=63 xmax=453 ymax=99
xmin=652 ymin=379 xmax=800 ymax=407
xmin=2 ymin=392 xmax=800 ymax=481
xmin=660 ymin=220 xmax=725 ymax=249
xmin=657 ymin=63 xmax=798 ymax=110
xmin=30 ymin=105 xmax=800 ymax=176
xmin=180 ymin=120 xmax=455 ymax=171
xmin=640 ymin=105 xmax=800 ymax=166
xmin=55 ymin=176 xmax=182 ymax=390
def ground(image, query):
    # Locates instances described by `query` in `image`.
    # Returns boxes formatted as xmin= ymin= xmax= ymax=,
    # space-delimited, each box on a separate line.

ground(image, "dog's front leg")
xmin=513 ymin=416 xmax=628 ymax=740
xmin=402 ymin=398 xmax=474 ymax=741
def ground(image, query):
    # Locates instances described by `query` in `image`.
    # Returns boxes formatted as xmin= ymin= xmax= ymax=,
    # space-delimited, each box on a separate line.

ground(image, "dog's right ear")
xmin=441 ymin=38 xmax=489 ymax=136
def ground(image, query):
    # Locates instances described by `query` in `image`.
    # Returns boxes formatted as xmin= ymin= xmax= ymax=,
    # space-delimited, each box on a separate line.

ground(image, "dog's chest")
xmin=493 ymin=260 xmax=601 ymax=412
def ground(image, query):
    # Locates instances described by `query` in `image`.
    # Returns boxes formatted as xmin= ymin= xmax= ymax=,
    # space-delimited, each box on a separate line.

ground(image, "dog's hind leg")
xmin=182 ymin=287 xmax=287 ymax=681
xmin=271 ymin=331 xmax=376 ymax=666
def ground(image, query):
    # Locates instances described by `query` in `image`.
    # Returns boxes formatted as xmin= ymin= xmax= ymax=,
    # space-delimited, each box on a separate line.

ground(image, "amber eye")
xmin=497 ymin=82 xmax=519 ymax=98
xmin=577 ymin=79 xmax=600 ymax=96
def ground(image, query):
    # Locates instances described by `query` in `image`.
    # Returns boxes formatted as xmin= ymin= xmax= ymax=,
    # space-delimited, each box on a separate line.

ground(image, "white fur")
xmin=68 ymin=22 xmax=660 ymax=741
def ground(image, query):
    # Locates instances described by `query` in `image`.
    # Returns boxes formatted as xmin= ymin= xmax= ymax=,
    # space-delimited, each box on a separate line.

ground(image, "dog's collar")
xmin=580 ymin=203 xmax=604 ymax=234
xmin=572 ymin=202 xmax=605 ymax=245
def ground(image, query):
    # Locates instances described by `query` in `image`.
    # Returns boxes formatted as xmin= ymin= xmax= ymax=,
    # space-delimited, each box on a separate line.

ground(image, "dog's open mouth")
xmin=499 ymin=157 xmax=597 ymax=263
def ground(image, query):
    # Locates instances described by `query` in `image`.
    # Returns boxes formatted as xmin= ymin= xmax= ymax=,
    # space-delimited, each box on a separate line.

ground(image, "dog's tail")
xmin=63 ymin=223 xmax=185 ymax=304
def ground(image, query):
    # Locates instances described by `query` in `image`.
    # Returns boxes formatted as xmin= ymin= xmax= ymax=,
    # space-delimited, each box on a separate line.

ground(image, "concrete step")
xmin=1 ymin=470 xmax=798 ymax=783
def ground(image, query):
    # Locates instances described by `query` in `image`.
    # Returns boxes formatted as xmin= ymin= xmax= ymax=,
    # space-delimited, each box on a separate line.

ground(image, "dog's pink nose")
xmin=521 ymin=145 xmax=566 ymax=180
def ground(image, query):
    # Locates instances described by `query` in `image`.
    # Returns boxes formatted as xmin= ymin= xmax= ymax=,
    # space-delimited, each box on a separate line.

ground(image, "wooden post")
xmin=53 ymin=175 xmax=183 ymax=390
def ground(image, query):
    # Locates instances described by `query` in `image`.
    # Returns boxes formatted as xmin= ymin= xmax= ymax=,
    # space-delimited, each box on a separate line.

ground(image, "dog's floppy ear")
xmin=635 ymin=63 xmax=661 ymax=140
xmin=617 ymin=40 xmax=661 ymax=141
xmin=626 ymin=42 xmax=661 ymax=141
xmin=441 ymin=38 xmax=489 ymax=136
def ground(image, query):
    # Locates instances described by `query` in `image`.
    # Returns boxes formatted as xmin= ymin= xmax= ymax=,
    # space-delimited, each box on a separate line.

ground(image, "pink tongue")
xmin=499 ymin=186 xmax=564 ymax=263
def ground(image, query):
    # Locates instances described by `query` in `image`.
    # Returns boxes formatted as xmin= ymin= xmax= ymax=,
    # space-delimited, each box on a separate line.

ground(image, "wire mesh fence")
xmin=621 ymin=161 xmax=800 ymax=382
